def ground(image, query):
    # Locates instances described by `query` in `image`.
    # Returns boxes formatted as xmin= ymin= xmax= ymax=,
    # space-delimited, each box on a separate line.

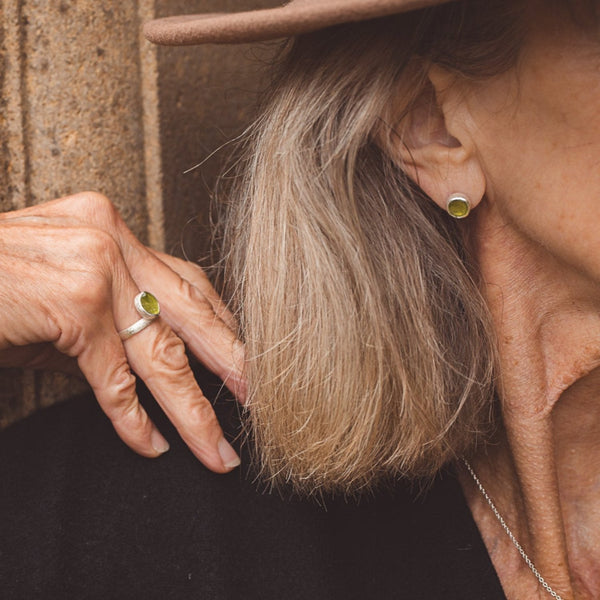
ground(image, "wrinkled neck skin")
xmin=459 ymin=202 xmax=600 ymax=600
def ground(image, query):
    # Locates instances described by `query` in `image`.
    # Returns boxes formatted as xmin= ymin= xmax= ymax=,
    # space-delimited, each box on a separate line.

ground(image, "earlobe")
xmin=389 ymin=67 xmax=486 ymax=215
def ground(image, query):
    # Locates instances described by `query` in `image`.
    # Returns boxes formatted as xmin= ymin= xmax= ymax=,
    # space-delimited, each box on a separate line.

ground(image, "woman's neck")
xmin=461 ymin=204 xmax=600 ymax=600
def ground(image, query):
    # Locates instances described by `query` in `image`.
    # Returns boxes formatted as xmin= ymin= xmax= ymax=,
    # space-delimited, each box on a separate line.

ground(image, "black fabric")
xmin=0 ymin=369 xmax=506 ymax=599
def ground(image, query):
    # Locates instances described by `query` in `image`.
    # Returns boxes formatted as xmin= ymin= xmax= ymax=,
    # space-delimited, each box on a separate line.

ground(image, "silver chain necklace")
xmin=462 ymin=459 xmax=564 ymax=600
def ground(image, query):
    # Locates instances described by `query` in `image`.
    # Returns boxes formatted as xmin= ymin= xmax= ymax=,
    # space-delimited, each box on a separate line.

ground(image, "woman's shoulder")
xmin=0 ymin=368 xmax=505 ymax=600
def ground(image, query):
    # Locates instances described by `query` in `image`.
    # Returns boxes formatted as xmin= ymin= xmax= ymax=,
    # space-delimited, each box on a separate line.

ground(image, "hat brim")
xmin=143 ymin=0 xmax=451 ymax=46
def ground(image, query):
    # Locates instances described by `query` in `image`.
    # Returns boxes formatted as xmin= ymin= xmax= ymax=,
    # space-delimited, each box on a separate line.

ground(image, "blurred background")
xmin=0 ymin=0 xmax=279 ymax=425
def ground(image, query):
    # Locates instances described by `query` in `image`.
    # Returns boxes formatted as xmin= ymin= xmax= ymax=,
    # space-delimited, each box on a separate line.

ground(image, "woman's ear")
xmin=386 ymin=65 xmax=486 ymax=214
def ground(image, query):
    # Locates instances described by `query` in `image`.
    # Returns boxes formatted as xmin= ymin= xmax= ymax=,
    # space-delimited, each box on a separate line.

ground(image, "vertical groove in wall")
xmin=137 ymin=0 xmax=165 ymax=252
xmin=1 ymin=0 xmax=36 ymax=420
xmin=3 ymin=0 xmax=28 ymax=209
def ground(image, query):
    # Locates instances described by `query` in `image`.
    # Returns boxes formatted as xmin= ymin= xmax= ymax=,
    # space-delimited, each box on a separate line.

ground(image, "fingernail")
xmin=218 ymin=437 xmax=241 ymax=469
xmin=151 ymin=429 xmax=170 ymax=454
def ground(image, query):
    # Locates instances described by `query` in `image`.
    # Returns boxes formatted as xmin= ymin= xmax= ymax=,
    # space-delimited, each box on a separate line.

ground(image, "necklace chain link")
xmin=462 ymin=459 xmax=564 ymax=600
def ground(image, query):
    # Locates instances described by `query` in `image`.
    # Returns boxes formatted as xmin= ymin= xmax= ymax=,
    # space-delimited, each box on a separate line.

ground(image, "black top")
xmin=0 ymin=369 xmax=506 ymax=600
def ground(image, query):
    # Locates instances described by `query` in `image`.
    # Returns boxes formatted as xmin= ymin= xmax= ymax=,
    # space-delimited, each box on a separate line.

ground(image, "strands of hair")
xmin=215 ymin=0 xmax=553 ymax=497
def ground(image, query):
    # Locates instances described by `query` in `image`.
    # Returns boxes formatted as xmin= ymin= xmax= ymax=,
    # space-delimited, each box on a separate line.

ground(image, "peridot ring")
xmin=119 ymin=291 xmax=161 ymax=340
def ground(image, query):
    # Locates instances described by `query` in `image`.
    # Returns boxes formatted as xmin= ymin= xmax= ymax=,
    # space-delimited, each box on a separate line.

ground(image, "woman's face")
xmin=464 ymin=4 xmax=600 ymax=284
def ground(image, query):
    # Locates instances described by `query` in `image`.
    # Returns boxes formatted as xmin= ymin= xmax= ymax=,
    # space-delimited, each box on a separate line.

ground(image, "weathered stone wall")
xmin=0 ymin=0 xmax=278 ymax=426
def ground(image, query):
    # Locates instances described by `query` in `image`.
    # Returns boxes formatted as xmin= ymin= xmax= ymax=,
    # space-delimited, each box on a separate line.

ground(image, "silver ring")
xmin=119 ymin=292 xmax=161 ymax=341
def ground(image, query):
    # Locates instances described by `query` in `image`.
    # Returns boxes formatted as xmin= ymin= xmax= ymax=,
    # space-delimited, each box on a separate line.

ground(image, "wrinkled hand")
xmin=0 ymin=192 xmax=244 ymax=472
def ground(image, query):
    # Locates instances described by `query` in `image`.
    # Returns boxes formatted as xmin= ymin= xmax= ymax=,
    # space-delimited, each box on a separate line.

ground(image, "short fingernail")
xmin=151 ymin=429 xmax=170 ymax=455
xmin=218 ymin=437 xmax=241 ymax=469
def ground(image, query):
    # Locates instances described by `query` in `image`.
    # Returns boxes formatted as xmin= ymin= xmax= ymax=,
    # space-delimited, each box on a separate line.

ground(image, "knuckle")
xmin=62 ymin=227 xmax=121 ymax=272
xmin=65 ymin=192 xmax=123 ymax=233
xmin=179 ymin=277 xmax=208 ymax=308
xmin=170 ymin=279 xmax=215 ymax=334
xmin=117 ymin=399 xmax=147 ymax=434
xmin=174 ymin=277 xmax=196 ymax=307
xmin=62 ymin=268 xmax=110 ymax=311
xmin=53 ymin=319 xmax=87 ymax=355
xmin=112 ymin=361 xmax=138 ymax=395
xmin=83 ymin=228 xmax=121 ymax=262
xmin=187 ymin=397 xmax=219 ymax=430
xmin=149 ymin=327 xmax=190 ymax=373
xmin=51 ymin=273 xmax=111 ymax=355
xmin=64 ymin=228 xmax=124 ymax=289
xmin=77 ymin=191 xmax=117 ymax=218
xmin=105 ymin=369 xmax=142 ymax=422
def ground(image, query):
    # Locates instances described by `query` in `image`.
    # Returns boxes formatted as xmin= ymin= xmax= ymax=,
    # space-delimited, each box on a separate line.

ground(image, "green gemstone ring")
xmin=135 ymin=291 xmax=161 ymax=318
xmin=119 ymin=291 xmax=161 ymax=341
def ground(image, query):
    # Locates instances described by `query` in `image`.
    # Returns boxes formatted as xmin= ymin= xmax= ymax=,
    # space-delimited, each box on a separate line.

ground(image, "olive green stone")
xmin=140 ymin=291 xmax=160 ymax=316
xmin=447 ymin=197 xmax=470 ymax=219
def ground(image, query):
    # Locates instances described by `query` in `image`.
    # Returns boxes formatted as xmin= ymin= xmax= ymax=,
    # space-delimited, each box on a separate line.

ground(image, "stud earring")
xmin=446 ymin=193 xmax=470 ymax=219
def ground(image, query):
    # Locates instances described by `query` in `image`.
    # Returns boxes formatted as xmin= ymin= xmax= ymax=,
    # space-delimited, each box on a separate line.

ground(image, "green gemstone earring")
xmin=446 ymin=194 xmax=471 ymax=219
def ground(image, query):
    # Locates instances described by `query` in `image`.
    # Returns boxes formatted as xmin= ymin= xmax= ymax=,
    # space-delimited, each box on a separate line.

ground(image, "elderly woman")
xmin=1 ymin=0 xmax=598 ymax=598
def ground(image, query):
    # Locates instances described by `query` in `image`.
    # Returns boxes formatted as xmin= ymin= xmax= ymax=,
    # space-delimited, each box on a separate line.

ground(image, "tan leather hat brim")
xmin=143 ymin=0 xmax=452 ymax=46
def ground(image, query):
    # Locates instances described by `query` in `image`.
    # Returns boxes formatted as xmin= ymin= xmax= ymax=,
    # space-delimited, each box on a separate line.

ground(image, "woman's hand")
xmin=0 ymin=192 xmax=244 ymax=472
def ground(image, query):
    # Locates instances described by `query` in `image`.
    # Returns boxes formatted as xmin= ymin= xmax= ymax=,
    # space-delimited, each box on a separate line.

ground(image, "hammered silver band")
xmin=119 ymin=292 xmax=161 ymax=341
xmin=119 ymin=317 xmax=155 ymax=340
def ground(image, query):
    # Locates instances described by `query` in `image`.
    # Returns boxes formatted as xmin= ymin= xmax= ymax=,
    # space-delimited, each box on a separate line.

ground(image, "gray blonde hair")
xmin=221 ymin=1 xmax=528 ymax=496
